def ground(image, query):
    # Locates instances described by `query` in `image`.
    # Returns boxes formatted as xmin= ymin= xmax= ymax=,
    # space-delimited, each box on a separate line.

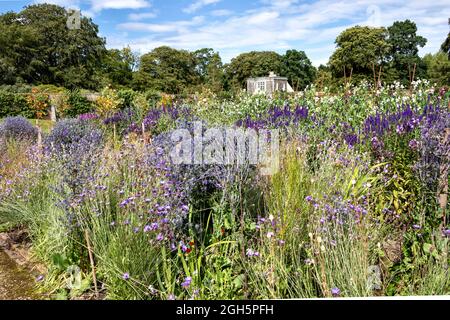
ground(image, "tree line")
xmin=0 ymin=4 xmax=449 ymax=95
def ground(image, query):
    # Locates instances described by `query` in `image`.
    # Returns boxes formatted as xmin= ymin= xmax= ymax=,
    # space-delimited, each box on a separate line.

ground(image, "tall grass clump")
xmin=243 ymin=139 xmax=385 ymax=298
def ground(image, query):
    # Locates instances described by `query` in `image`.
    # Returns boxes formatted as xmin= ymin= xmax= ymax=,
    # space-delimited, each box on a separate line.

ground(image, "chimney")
xmin=269 ymin=71 xmax=276 ymax=77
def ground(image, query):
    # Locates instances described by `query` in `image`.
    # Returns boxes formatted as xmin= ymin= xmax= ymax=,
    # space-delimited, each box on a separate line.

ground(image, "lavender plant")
xmin=0 ymin=116 xmax=38 ymax=141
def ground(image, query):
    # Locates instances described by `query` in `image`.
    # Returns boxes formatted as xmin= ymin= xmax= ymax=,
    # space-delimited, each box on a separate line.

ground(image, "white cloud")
xmin=128 ymin=11 xmax=157 ymax=21
xmin=118 ymin=16 xmax=205 ymax=33
xmin=210 ymin=9 xmax=233 ymax=17
xmin=112 ymin=0 xmax=450 ymax=66
xmin=183 ymin=0 xmax=221 ymax=14
xmin=34 ymin=0 xmax=153 ymax=17
xmin=90 ymin=0 xmax=150 ymax=12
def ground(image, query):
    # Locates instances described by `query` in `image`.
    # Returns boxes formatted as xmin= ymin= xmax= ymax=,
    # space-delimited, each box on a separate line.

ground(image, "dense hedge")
xmin=0 ymin=91 xmax=30 ymax=118
xmin=63 ymin=90 xmax=93 ymax=118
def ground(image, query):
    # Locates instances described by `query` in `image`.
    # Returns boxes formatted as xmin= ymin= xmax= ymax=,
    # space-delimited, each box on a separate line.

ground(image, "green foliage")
xmin=63 ymin=90 xmax=93 ymax=118
xmin=134 ymin=46 xmax=200 ymax=94
xmin=282 ymin=50 xmax=316 ymax=90
xmin=423 ymin=51 xmax=450 ymax=86
xmin=0 ymin=4 xmax=106 ymax=89
xmin=193 ymin=48 xmax=225 ymax=92
xmin=386 ymin=20 xmax=427 ymax=84
xmin=441 ymin=19 xmax=450 ymax=59
xmin=329 ymin=26 xmax=390 ymax=82
xmin=117 ymin=88 xmax=137 ymax=110
xmin=0 ymin=90 xmax=29 ymax=117
xmin=225 ymin=51 xmax=283 ymax=90
xmin=102 ymin=47 xmax=138 ymax=87
xmin=144 ymin=89 xmax=162 ymax=108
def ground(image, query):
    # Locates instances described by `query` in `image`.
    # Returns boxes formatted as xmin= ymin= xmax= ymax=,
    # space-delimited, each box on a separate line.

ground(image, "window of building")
xmin=257 ymin=81 xmax=265 ymax=91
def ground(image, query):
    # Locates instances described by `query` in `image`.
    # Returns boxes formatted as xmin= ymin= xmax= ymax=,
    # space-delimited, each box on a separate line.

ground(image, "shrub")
xmin=45 ymin=118 xmax=103 ymax=152
xmin=26 ymin=88 xmax=50 ymax=119
xmin=117 ymin=89 xmax=136 ymax=110
xmin=0 ymin=116 xmax=38 ymax=141
xmin=95 ymin=87 xmax=123 ymax=118
xmin=64 ymin=90 xmax=93 ymax=118
xmin=145 ymin=89 xmax=161 ymax=108
xmin=45 ymin=118 xmax=104 ymax=194
xmin=0 ymin=91 xmax=29 ymax=117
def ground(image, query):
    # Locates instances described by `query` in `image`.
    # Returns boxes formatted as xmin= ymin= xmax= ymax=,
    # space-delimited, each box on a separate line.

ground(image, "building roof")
xmin=247 ymin=72 xmax=288 ymax=81
xmin=247 ymin=76 xmax=288 ymax=81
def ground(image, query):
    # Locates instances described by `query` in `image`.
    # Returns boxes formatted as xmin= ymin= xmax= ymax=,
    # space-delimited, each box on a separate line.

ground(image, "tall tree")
xmin=281 ymin=49 xmax=316 ymax=90
xmin=134 ymin=46 xmax=199 ymax=94
xmin=102 ymin=47 xmax=139 ymax=88
xmin=193 ymin=48 xmax=225 ymax=91
xmin=0 ymin=4 xmax=106 ymax=89
xmin=225 ymin=51 xmax=282 ymax=90
xmin=386 ymin=20 xmax=427 ymax=84
xmin=423 ymin=51 xmax=450 ymax=86
xmin=328 ymin=26 xmax=390 ymax=83
xmin=441 ymin=19 xmax=450 ymax=59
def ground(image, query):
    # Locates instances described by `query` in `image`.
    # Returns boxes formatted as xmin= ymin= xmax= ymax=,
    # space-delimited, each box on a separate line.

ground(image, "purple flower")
xmin=331 ymin=287 xmax=340 ymax=297
xmin=122 ymin=272 xmax=130 ymax=280
xmin=143 ymin=225 xmax=151 ymax=232
xmin=409 ymin=139 xmax=419 ymax=150
xmin=150 ymin=222 xmax=159 ymax=230
xmin=443 ymin=229 xmax=450 ymax=237
xmin=412 ymin=224 xmax=421 ymax=230
xmin=156 ymin=233 xmax=163 ymax=241
xmin=305 ymin=196 xmax=313 ymax=202
xmin=78 ymin=113 xmax=98 ymax=121
xmin=181 ymin=276 xmax=192 ymax=288
xmin=36 ymin=275 xmax=44 ymax=282
xmin=0 ymin=116 xmax=38 ymax=141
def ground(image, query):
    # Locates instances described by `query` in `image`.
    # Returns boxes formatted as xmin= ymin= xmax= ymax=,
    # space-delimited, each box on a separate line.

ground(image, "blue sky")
xmin=1 ymin=0 xmax=449 ymax=66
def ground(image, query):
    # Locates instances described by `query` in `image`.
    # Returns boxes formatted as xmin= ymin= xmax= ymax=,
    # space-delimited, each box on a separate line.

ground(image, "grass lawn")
xmin=28 ymin=119 xmax=54 ymax=133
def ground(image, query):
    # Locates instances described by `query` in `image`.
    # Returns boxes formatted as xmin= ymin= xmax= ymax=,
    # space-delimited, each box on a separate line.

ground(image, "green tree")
xmin=423 ymin=51 xmax=450 ymax=86
xmin=386 ymin=20 xmax=427 ymax=84
xmin=102 ymin=47 xmax=139 ymax=88
xmin=225 ymin=51 xmax=282 ymax=90
xmin=314 ymin=65 xmax=333 ymax=90
xmin=281 ymin=49 xmax=316 ymax=90
xmin=441 ymin=19 xmax=450 ymax=59
xmin=0 ymin=4 xmax=106 ymax=89
xmin=328 ymin=26 xmax=390 ymax=83
xmin=134 ymin=46 xmax=199 ymax=94
xmin=193 ymin=48 xmax=225 ymax=91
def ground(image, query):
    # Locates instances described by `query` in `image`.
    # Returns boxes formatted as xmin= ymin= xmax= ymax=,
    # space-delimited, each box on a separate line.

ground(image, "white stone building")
xmin=246 ymin=72 xmax=294 ymax=95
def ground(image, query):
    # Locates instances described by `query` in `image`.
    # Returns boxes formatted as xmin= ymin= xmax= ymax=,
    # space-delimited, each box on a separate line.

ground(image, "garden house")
xmin=246 ymin=72 xmax=294 ymax=95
